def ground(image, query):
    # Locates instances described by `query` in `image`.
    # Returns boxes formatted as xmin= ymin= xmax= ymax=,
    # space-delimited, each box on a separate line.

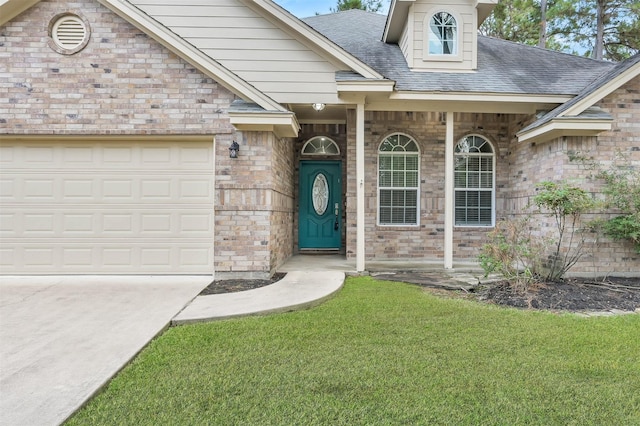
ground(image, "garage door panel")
xmin=0 ymin=140 xmax=214 ymax=274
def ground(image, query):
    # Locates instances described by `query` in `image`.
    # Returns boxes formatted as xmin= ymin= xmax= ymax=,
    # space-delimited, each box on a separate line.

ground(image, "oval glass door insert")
xmin=312 ymin=173 xmax=329 ymax=215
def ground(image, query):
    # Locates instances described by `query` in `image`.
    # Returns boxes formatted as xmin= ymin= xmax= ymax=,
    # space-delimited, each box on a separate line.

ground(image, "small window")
xmin=454 ymin=135 xmax=494 ymax=227
xmin=302 ymin=136 xmax=340 ymax=155
xmin=429 ymin=12 xmax=457 ymax=55
xmin=49 ymin=13 xmax=90 ymax=55
xmin=378 ymin=133 xmax=420 ymax=226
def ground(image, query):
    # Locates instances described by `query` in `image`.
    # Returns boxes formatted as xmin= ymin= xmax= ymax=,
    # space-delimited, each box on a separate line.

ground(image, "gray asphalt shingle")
xmin=303 ymin=10 xmax=615 ymax=96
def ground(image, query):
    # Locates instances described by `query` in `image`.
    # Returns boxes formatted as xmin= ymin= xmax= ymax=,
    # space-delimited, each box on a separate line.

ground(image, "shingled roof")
xmin=519 ymin=53 xmax=640 ymax=134
xmin=303 ymin=9 xmax=615 ymax=96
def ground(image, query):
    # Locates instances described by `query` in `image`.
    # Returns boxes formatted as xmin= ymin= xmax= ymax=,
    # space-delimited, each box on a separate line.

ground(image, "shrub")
xmin=533 ymin=181 xmax=596 ymax=281
xmin=596 ymin=160 xmax=640 ymax=253
xmin=479 ymin=217 xmax=544 ymax=292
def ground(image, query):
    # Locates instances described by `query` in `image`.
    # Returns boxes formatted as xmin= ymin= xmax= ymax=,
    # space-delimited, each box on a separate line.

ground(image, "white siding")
xmin=410 ymin=0 xmax=478 ymax=71
xmin=131 ymin=0 xmax=343 ymax=103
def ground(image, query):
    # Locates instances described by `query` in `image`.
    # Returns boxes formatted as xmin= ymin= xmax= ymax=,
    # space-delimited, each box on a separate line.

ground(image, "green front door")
xmin=299 ymin=161 xmax=342 ymax=249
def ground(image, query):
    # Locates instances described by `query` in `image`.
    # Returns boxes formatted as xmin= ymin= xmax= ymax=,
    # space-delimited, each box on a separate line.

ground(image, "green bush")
xmin=532 ymin=181 xmax=596 ymax=281
xmin=479 ymin=216 xmax=544 ymax=292
xmin=597 ymin=160 xmax=640 ymax=253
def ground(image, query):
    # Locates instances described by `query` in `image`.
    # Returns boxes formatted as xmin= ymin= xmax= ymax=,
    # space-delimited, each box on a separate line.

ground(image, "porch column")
xmin=356 ymin=102 xmax=366 ymax=272
xmin=444 ymin=112 xmax=454 ymax=269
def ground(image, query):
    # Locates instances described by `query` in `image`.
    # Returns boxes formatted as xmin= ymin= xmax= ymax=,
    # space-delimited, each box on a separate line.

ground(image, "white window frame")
xmin=424 ymin=9 xmax=462 ymax=62
xmin=302 ymin=136 xmax=340 ymax=156
xmin=454 ymin=134 xmax=495 ymax=227
xmin=377 ymin=133 xmax=420 ymax=227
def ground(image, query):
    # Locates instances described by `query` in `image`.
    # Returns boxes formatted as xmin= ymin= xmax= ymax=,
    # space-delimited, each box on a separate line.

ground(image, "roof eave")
xmin=562 ymin=61 xmax=640 ymax=117
xmin=228 ymin=111 xmax=300 ymax=138
xmin=517 ymin=118 xmax=613 ymax=143
xmin=0 ymin=0 xmax=40 ymax=26
xmin=383 ymin=0 xmax=415 ymax=43
xmin=337 ymin=80 xmax=396 ymax=93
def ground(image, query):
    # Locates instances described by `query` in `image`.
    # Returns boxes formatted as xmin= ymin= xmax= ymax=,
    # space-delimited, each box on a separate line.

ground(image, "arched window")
xmin=302 ymin=136 xmax=340 ymax=155
xmin=454 ymin=135 xmax=495 ymax=226
xmin=378 ymin=133 xmax=420 ymax=226
xmin=429 ymin=12 xmax=457 ymax=55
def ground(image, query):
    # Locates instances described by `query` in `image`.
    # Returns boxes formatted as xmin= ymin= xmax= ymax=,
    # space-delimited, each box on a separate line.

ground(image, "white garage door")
xmin=0 ymin=139 xmax=215 ymax=274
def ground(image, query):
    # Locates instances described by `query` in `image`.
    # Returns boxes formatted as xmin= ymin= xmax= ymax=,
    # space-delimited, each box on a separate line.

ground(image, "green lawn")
xmin=67 ymin=277 xmax=640 ymax=425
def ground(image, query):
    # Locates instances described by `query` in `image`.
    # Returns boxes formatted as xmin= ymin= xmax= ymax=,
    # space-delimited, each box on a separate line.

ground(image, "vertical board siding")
xmin=130 ymin=0 xmax=342 ymax=103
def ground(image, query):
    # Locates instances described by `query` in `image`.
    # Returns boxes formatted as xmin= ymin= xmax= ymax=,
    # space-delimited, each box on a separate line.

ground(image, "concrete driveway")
xmin=0 ymin=275 xmax=211 ymax=426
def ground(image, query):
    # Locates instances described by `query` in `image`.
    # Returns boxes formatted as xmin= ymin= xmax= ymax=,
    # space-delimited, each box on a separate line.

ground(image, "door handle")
xmin=334 ymin=203 xmax=339 ymax=230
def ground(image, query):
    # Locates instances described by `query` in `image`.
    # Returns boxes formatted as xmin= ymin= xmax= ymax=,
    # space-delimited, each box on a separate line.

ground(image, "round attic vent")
xmin=49 ymin=13 xmax=90 ymax=54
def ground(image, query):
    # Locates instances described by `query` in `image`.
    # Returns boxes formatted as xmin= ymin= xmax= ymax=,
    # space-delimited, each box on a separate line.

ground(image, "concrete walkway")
xmin=173 ymin=271 xmax=345 ymax=325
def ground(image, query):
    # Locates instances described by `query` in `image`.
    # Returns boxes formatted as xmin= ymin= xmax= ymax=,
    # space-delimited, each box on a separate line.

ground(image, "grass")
xmin=67 ymin=277 xmax=640 ymax=425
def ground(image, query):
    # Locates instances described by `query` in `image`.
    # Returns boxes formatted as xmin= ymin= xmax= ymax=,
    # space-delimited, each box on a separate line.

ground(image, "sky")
xmin=274 ymin=0 xmax=391 ymax=18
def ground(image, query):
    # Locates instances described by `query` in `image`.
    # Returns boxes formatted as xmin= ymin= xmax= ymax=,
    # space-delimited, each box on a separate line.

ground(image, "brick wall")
xmin=1 ymin=0 xmax=236 ymax=135
xmin=505 ymin=77 xmax=640 ymax=276
xmin=345 ymin=110 xmax=516 ymax=262
xmin=214 ymin=131 xmax=296 ymax=279
xmin=2 ymin=0 xmax=296 ymax=279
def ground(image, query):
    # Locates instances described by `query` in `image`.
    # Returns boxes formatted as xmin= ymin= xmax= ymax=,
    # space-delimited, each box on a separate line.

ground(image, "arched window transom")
xmin=302 ymin=136 xmax=340 ymax=155
xmin=454 ymin=135 xmax=495 ymax=226
xmin=429 ymin=12 xmax=457 ymax=55
xmin=378 ymin=133 xmax=420 ymax=226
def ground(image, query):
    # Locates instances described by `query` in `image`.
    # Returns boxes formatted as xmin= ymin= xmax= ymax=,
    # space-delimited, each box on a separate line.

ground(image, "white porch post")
xmin=444 ymin=112 xmax=454 ymax=269
xmin=356 ymin=102 xmax=366 ymax=272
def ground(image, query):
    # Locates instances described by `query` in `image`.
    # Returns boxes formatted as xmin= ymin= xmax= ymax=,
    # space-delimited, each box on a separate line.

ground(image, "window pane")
xmin=380 ymin=190 xmax=392 ymax=207
xmin=406 ymin=156 xmax=418 ymax=170
xmin=379 ymin=156 xmax=392 ymax=170
xmin=406 ymin=171 xmax=418 ymax=187
xmin=468 ymin=173 xmax=480 ymax=188
xmin=392 ymin=156 xmax=405 ymax=170
xmin=379 ymin=171 xmax=391 ymax=187
xmin=480 ymin=191 xmax=492 ymax=207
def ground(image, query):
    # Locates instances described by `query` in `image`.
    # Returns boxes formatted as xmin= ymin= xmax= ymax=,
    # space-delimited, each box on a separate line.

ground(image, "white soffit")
xmin=518 ymin=119 xmax=613 ymax=143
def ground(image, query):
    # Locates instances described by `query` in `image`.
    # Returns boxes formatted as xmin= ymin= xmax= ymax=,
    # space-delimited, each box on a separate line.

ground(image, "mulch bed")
xmin=474 ymin=277 xmax=640 ymax=312
xmin=199 ymin=272 xmax=286 ymax=295
xmin=199 ymin=271 xmax=639 ymax=313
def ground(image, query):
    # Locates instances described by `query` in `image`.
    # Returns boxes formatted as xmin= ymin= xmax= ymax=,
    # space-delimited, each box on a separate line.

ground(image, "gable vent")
xmin=52 ymin=15 xmax=87 ymax=50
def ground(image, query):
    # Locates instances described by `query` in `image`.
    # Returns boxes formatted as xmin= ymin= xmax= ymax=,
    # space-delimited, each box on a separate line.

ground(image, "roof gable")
xmin=518 ymin=54 xmax=640 ymax=142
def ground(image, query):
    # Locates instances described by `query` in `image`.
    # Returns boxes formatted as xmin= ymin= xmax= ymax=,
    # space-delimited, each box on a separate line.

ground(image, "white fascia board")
xmin=337 ymin=81 xmax=396 ymax=93
xmin=228 ymin=112 xmax=300 ymax=138
xmin=476 ymin=0 xmax=498 ymax=26
xmin=0 ymin=0 xmax=40 ymax=25
xmin=390 ymin=91 xmax=572 ymax=104
xmin=383 ymin=0 xmax=415 ymax=43
xmin=517 ymin=118 xmax=613 ymax=143
xmin=249 ymin=0 xmax=384 ymax=80
xmin=561 ymin=65 xmax=640 ymax=118
xmin=98 ymin=0 xmax=285 ymax=113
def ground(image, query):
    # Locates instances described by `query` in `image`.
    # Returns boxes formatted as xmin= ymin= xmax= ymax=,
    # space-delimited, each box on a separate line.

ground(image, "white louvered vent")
xmin=52 ymin=15 xmax=87 ymax=50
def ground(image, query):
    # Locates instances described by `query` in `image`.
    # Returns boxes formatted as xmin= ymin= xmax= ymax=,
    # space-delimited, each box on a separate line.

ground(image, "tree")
xmin=550 ymin=0 xmax=639 ymax=60
xmin=331 ymin=0 xmax=384 ymax=13
xmin=481 ymin=0 xmax=640 ymax=61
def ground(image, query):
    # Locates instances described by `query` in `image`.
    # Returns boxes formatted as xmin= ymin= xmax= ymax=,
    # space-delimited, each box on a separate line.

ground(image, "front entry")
xmin=299 ymin=161 xmax=342 ymax=250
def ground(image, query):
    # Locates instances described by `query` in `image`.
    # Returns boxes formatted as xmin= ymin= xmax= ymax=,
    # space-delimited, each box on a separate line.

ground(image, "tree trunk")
xmin=539 ymin=0 xmax=548 ymax=48
xmin=595 ymin=0 xmax=605 ymax=60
